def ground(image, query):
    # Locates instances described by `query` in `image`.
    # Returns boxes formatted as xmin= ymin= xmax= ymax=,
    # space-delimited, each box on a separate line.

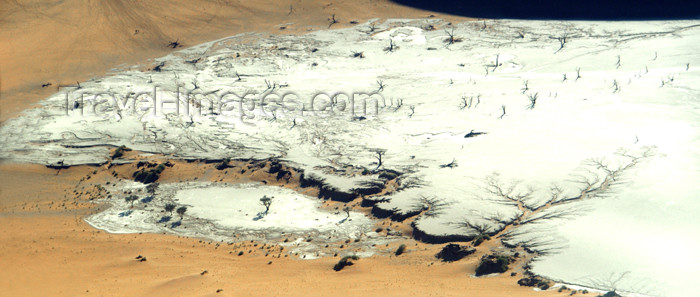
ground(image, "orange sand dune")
xmin=0 ymin=0 xmax=466 ymax=122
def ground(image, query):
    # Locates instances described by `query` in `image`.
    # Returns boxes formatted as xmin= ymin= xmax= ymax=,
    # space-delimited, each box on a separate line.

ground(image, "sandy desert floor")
xmin=0 ymin=162 xmax=571 ymax=297
xmin=0 ymin=1 xmax=572 ymax=296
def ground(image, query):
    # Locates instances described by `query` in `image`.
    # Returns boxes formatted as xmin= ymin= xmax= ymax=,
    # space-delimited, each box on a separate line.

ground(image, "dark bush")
xmin=215 ymin=158 xmax=232 ymax=170
xmin=333 ymin=255 xmax=359 ymax=271
xmin=377 ymin=170 xmax=400 ymax=180
xmin=517 ymin=275 xmax=552 ymax=290
xmin=111 ymin=145 xmax=131 ymax=159
xmin=276 ymin=170 xmax=291 ymax=181
xmin=435 ymin=244 xmax=476 ymax=262
xmin=395 ymin=244 xmax=407 ymax=256
xmin=475 ymin=254 xmax=513 ymax=276
xmin=268 ymin=162 xmax=282 ymax=174
xmin=473 ymin=234 xmax=491 ymax=246
xmin=133 ymin=163 xmax=167 ymax=184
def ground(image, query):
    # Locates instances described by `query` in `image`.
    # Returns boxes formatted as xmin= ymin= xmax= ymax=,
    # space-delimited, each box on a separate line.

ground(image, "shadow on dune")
xmin=390 ymin=0 xmax=700 ymax=20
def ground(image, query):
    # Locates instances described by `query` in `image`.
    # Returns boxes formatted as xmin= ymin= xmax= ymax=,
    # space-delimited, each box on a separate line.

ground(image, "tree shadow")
xmin=118 ymin=210 xmax=133 ymax=217
xmin=390 ymin=0 xmax=700 ymax=20
xmin=170 ymin=220 xmax=181 ymax=228
xmin=158 ymin=216 xmax=171 ymax=223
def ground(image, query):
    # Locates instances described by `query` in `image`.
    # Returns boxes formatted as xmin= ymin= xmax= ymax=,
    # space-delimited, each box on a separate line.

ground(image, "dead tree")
xmin=521 ymin=80 xmax=529 ymax=94
xmin=153 ymin=62 xmax=165 ymax=72
xmin=408 ymin=105 xmax=415 ymax=118
xmin=260 ymin=195 xmax=274 ymax=214
xmin=168 ymin=39 xmax=181 ymax=48
xmin=459 ymin=96 xmax=469 ymax=110
xmin=612 ymin=80 xmax=620 ymax=93
xmin=575 ymin=67 xmax=581 ymax=81
xmin=393 ymin=98 xmax=404 ymax=112
xmin=264 ymin=79 xmax=277 ymax=92
xmin=464 ymin=130 xmax=486 ymax=138
xmin=554 ymin=32 xmax=568 ymax=53
xmin=376 ymin=80 xmax=386 ymax=92
xmin=328 ymin=14 xmax=338 ymax=28
xmin=368 ymin=23 xmax=377 ymax=33
xmin=444 ymin=28 xmax=463 ymax=45
xmin=615 ymin=55 xmax=621 ymax=69
xmin=499 ymin=105 xmax=506 ymax=119
xmin=526 ymin=92 xmax=539 ymax=110
xmin=439 ymin=158 xmax=458 ymax=169
xmin=384 ymin=40 xmax=398 ymax=52
xmin=487 ymin=54 xmax=501 ymax=72
xmin=372 ymin=149 xmax=386 ymax=171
